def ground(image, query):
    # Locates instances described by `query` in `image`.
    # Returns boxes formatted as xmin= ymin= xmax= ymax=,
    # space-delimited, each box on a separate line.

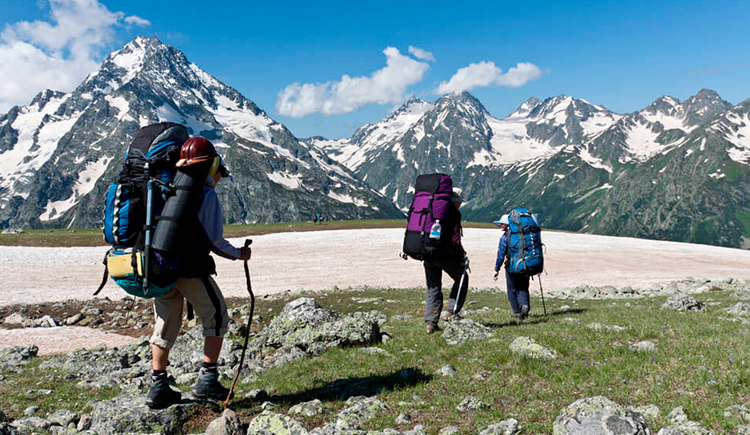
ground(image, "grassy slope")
xmin=2 ymin=287 xmax=748 ymax=434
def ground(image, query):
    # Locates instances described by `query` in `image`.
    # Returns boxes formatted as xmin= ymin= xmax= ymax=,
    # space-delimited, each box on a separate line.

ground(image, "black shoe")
xmin=146 ymin=378 xmax=181 ymax=409
xmin=520 ymin=305 xmax=529 ymax=320
xmin=193 ymin=369 xmax=232 ymax=401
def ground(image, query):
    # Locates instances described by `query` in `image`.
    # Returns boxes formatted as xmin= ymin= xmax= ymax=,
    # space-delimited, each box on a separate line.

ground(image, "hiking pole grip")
xmin=224 ymin=239 xmax=255 ymax=409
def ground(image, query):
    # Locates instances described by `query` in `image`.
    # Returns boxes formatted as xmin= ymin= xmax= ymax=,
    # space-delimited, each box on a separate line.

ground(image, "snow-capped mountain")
xmin=314 ymin=89 xmax=750 ymax=248
xmin=0 ymin=36 xmax=402 ymax=229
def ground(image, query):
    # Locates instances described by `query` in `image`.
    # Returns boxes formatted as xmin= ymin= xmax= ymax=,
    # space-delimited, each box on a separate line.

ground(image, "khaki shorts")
xmin=150 ymin=276 xmax=228 ymax=349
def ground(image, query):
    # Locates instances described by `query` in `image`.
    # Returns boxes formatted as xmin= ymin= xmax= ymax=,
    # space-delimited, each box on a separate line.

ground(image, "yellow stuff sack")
xmin=106 ymin=250 xmax=144 ymax=279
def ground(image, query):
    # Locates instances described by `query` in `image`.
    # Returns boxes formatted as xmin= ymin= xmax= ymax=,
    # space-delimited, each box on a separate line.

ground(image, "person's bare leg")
xmin=152 ymin=344 xmax=169 ymax=370
xmin=204 ymin=336 xmax=223 ymax=363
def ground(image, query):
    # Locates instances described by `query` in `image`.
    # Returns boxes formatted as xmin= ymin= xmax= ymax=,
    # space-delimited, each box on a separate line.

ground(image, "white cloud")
xmin=276 ymin=47 xmax=431 ymax=118
xmin=408 ymin=46 xmax=435 ymax=62
xmin=436 ymin=61 xmax=542 ymax=95
xmin=0 ymin=0 xmax=150 ymax=112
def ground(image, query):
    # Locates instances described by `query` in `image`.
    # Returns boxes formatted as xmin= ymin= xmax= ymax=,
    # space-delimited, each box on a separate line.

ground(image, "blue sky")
xmin=1 ymin=0 xmax=748 ymax=139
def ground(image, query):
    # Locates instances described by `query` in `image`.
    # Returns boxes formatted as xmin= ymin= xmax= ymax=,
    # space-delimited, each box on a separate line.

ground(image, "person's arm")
xmin=495 ymin=234 xmax=507 ymax=271
xmin=197 ymin=187 xmax=242 ymax=260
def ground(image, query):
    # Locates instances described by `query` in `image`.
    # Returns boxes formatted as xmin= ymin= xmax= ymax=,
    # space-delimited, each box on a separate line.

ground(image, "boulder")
xmin=509 ymin=337 xmax=558 ymax=360
xmin=661 ymin=294 xmax=706 ymax=312
xmin=47 ymin=409 xmax=79 ymax=427
xmin=630 ymin=405 xmax=660 ymax=421
xmin=88 ymin=392 xmax=200 ymax=435
xmin=441 ymin=319 xmax=493 ymax=345
xmin=656 ymin=422 xmax=714 ymax=435
xmin=206 ymin=409 xmax=243 ymax=435
xmin=629 ymin=341 xmax=658 ymax=352
xmin=335 ymin=396 xmax=388 ymax=431
xmin=553 ymin=396 xmax=648 ymax=435
xmin=478 ymin=419 xmax=520 ymax=435
xmin=289 ymin=399 xmax=325 ymax=417
xmin=724 ymin=404 xmax=750 ymax=424
xmin=724 ymin=303 xmax=750 ymax=317
xmin=439 ymin=426 xmax=460 ymax=435
xmin=247 ymin=410 xmax=308 ymax=435
xmin=10 ymin=416 xmax=52 ymax=432
xmin=436 ymin=364 xmax=457 ymax=377
xmin=2 ymin=313 xmax=32 ymax=327
xmin=667 ymin=407 xmax=688 ymax=424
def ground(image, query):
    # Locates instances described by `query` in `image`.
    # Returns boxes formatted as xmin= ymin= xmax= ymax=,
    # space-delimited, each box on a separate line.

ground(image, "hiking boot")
xmin=426 ymin=324 xmax=439 ymax=334
xmin=146 ymin=377 xmax=181 ymax=409
xmin=520 ymin=305 xmax=530 ymax=320
xmin=193 ymin=369 xmax=232 ymax=401
xmin=446 ymin=311 xmax=463 ymax=321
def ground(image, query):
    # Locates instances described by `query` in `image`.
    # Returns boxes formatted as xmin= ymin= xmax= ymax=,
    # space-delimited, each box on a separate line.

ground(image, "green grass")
xmin=3 ymin=288 xmax=748 ymax=433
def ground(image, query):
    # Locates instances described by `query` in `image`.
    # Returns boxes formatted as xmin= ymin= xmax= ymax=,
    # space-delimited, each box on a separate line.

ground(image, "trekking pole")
xmin=224 ymin=239 xmax=254 ymax=409
xmin=453 ymin=260 xmax=470 ymax=316
xmin=538 ymin=276 xmax=547 ymax=316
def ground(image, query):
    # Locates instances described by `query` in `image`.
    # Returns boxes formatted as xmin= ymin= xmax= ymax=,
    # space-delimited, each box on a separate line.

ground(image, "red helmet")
xmin=176 ymin=137 xmax=218 ymax=167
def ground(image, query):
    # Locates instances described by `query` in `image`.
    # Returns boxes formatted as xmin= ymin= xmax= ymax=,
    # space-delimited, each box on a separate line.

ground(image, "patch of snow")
xmin=722 ymin=112 xmax=750 ymax=164
xmin=327 ymin=191 xmax=367 ymax=207
xmin=105 ymin=96 xmax=133 ymax=122
xmin=708 ymin=170 xmax=725 ymax=180
xmin=578 ymin=147 xmax=613 ymax=173
xmin=39 ymin=156 xmax=111 ymax=221
xmin=266 ymin=171 xmax=303 ymax=190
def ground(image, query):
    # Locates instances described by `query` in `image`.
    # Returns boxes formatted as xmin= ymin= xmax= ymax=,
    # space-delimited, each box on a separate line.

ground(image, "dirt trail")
xmin=2 ymin=228 xmax=749 ymax=354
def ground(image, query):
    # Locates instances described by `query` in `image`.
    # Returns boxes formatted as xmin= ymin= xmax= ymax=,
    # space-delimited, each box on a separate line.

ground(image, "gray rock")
xmin=76 ymin=414 xmax=92 ymax=431
xmin=251 ymin=298 xmax=381 ymax=355
xmin=245 ymin=389 xmax=269 ymax=401
xmin=553 ymin=396 xmax=648 ymax=435
xmin=631 ymin=405 xmax=660 ymax=421
xmin=247 ymin=410 xmax=308 ymax=435
xmin=89 ymin=392 xmax=200 ymax=435
xmin=629 ymin=341 xmax=658 ymax=352
xmin=436 ymin=364 xmax=458 ymax=377
xmin=336 ymin=396 xmax=388 ymax=431
xmin=656 ymin=422 xmax=714 ymax=435
xmin=724 ymin=303 xmax=750 ymax=317
xmin=661 ymin=294 xmax=706 ymax=312
xmin=391 ymin=315 xmax=413 ymax=322
xmin=64 ymin=313 xmax=85 ymax=326
xmin=738 ymin=426 xmax=750 ymax=435
xmin=380 ymin=332 xmax=393 ymax=343
xmin=509 ymin=337 xmax=558 ymax=360
xmin=438 ymin=426 xmax=460 ymax=435
xmin=206 ymin=409 xmax=244 ymax=435
xmin=456 ymin=395 xmax=490 ymax=412
xmin=441 ymin=319 xmax=493 ymax=345
xmin=35 ymin=315 xmax=57 ymax=327
xmin=360 ymin=347 xmax=391 ymax=356
xmin=403 ymin=425 xmax=426 ymax=435
xmin=2 ymin=313 xmax=32 ymax=327
xmin=47 ymin=409 xmax=79 ymax=427
xmin=289 ymin=399 xmax=325 ymax=417
xmin=478 ymin=419 xmax=520 ymax=435
xmin=11 ymin=416 xmax=52 ymax=431
xmin=667 ymin=407 xmax=688 ymax=424
xmin=23 ymin=405 xmax=39 ymax=416
xmin=396 ymin=413 xmax=412 ymax=424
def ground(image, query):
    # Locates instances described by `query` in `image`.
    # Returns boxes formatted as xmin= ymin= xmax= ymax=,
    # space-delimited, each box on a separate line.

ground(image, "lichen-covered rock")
xmin=47 ymin=409 xmax=79 ymax=427
xmin=478 ymin=419 xmax=520 ymax=435
xmin=438 ymin=426 xmax=460 ymax=435
xmin=661 ymin=294 xmax=706 ymax=312
xmin=629 ymin=341 xmax=657 ymax=352
xmin=403 ymin=425 xmax=427 ymax=435
xmin=206 ymin=408 xmax=243 ymax=435
xmin=336 ymin=396 xmax=388 ymax=431
xmin=667 ymin=407 xmax=688 ymax=424
xmin=289 ymin=399 xmax=325 ymax=417
xmin=0 ymin=345 xmax=38 ymax=371
xmin=88 ymin=392 xmax=200 ymax=435
xmin=441 ymin=319 xmax=493 ymax=345
xmin=630 ymin=405 xmax=660 ymax=421
xmin=436 ymin=364 xmax=457 ymax=377
xmin=553 ymin=396 xmax=648 ymax=435
xmin=252 ymin=299 xmax=381 ymax=355
xmin=247 ymin=410 xmax=308 ymax=435
xmin=656 ymin=422 xmax=714 ymax=435
xmin=724 ymin=303 xmax=750 ymax=317
xmin=509 ymin=337 xmax=558 ymax=360
xmin=456 ymin=395 xmax=490 ymax=412
xmin=396 ymin=412 xmax=412 ymax=424
xmin=738 ymin=426 xmax=750 ymax=435
xmin=10 ymin=416 xmax=52 ymax=432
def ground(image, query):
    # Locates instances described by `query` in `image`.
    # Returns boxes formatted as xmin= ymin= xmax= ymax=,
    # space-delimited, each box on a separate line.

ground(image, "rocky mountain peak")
xmin=509 ymin=97 xmax=541 ymax=118
xmin=682 ymin=88 xmax=732 ymax=126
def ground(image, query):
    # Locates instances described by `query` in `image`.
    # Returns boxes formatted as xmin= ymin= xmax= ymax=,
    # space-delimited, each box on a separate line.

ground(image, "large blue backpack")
xmin=506 ymin=208 xmax=544 ymax=276
xmin=98 ymin=123 xmax=189 ymax=299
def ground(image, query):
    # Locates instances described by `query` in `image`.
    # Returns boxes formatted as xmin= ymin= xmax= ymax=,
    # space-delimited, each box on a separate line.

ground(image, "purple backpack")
xmin=402 ymin=173 xmax=453 ymax=260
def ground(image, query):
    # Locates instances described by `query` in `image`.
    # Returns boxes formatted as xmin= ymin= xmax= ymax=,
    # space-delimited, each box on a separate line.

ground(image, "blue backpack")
xmin=507 ymin=208 xmax=544 ymax=276
xmin=97 ymin=123 xmax=189 ymax=299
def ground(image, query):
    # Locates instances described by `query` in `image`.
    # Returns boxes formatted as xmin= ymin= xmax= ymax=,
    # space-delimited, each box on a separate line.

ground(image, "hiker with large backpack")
xmin=493 ymin=209 xmax=543 ymax=320
xmin=145 ymin=137 xmax=251 ymax=409
xmin=402 ymin=174 xmax=469 ymax=335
